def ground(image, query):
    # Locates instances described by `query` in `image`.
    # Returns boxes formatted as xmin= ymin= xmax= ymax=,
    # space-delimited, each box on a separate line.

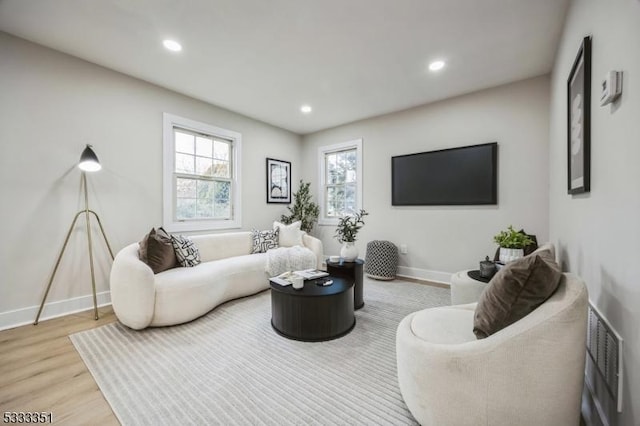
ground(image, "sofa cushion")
xmin=273 ymin=221 xmax=304 ymax=247
xmin=191 ymin=232 xmax=253 ymax=263
xmin=138 ymin=227 xmax=178 ymax=274
xmin=473 ymin=250 xmax=562 ymax=339
xmin=251 ymin=228 xmax=279 ymax=253
xmin=152 ymin=253 xmax=269 ymax=326
xmin=171 ymin=235 xmax=201 ymax=267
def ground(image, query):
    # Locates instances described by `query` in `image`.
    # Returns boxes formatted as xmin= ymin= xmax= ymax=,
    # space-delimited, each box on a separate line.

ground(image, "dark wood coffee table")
xmin=270 ymin=277 xmax=355 ymax=342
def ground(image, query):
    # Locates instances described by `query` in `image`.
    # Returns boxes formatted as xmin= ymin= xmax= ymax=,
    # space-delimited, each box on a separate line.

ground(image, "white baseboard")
xmin=323 ymin=253 xmax=453 ymax=285
xmin=0 ymin=266 xmax=448 ymax=330
xmin=0 ymin=291 xmax=111 ymax=331
xmin=396 ymin=266 xmax=452 ymax=285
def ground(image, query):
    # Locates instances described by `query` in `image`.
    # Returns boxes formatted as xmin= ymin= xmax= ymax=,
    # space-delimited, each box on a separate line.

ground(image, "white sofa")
xmin=110 ymin=231 xmax=323 ymax=330
xmin=396 ymin=272 xmax=588 ymax=426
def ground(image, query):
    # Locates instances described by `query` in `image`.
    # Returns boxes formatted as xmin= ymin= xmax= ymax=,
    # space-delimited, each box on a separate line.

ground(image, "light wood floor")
xmin=0 ymin=279 xmax=446 ymax=425
xmin=0 ymin=307 xmax=119 ymax=425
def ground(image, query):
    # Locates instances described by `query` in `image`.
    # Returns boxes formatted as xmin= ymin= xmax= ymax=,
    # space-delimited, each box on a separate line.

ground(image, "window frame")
xmin=317 ymin=138 xmax=363 ymax=226
xmin=163 ymin=113 xmax=242 ymax=232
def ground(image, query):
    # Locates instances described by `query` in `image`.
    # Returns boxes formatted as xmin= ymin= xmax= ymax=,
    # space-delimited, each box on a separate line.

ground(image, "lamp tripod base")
xmin=34 ymin=173 xmax=114 ymax=325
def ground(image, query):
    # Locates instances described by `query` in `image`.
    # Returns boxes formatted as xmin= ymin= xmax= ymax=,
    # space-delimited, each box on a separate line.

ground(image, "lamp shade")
xmin=78 ymin=144 xmax=102 ymax=172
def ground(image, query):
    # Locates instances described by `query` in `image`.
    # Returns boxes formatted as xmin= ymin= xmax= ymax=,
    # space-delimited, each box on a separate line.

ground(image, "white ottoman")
xmin=450 ymin=270 xmax=489 ymax=305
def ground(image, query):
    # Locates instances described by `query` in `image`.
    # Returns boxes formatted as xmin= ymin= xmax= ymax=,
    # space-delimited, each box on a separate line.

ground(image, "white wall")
xmin=302 ymin=76 xmax=551 ymax=281
xmin=0 ymin=32 xmax=301 ymax=328
xmin=549 ymin=1 xmax=640 ymax=425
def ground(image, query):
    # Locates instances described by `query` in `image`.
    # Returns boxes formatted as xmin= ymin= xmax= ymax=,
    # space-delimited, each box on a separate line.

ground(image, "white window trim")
xmin=163 ymin=113 xmax=242 ymax=232
xmin=317 ymin=138 xmax=363 ymax=226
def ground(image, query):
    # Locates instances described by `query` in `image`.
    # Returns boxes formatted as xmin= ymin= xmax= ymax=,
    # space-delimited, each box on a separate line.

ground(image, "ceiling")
xmin=0 ymin=0 xmax=570 ymax=134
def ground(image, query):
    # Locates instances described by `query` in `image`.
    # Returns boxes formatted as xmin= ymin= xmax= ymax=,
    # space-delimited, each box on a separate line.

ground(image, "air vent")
xmin=586 ymin=302 xmax=623 ymax=413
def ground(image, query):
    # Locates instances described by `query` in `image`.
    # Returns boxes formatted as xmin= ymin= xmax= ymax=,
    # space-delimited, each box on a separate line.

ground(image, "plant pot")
xmin=499 ymin=248 xmax=524 ymax=263
xmin=340 ymin=242 xmax=358 ymax=262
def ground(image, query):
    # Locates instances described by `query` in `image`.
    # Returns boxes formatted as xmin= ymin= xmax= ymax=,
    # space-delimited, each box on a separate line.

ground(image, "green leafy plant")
xmin=335 ymin=209 xmax=369 ymax=243
xmin=493 ymin=225 xmax=534 ymax=249
xmin=280 ymin=180 xmax=319 ymax=233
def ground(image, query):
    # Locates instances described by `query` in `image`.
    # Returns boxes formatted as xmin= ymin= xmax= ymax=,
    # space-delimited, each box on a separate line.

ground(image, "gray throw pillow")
xmin=138 ymin=227 xmax=178 ymax=274
xmin=473 ymin=250 xmax=562 ymax=339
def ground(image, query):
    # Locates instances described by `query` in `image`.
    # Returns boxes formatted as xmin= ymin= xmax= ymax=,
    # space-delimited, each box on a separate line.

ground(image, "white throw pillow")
xmin=273 ymin=221 xmax=304 ymax=247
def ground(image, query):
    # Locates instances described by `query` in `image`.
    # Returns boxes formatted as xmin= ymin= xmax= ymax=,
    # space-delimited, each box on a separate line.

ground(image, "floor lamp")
xmin=34 ymin=145 xmax=115 ymax=325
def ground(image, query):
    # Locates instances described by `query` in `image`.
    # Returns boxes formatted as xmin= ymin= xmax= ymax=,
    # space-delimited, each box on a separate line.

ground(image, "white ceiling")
xmin=0 ymin=0 xmax=570 ymax=134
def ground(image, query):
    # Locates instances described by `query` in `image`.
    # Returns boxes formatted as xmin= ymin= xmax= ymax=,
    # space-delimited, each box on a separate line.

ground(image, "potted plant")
xmin=280 ymin=180 xmax=320 ymax=233
xmin=493 ymin=225 xmax=535 ymax=263
xmin=335 ymin=209 xmax=368 ymax=262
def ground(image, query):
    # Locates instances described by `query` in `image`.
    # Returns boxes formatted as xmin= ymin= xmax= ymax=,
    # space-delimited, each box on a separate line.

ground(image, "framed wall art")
xmin=266 ymin=158 xmax=291 ymax=203
xmin=567 ymin=36 xmax=592 ymax=195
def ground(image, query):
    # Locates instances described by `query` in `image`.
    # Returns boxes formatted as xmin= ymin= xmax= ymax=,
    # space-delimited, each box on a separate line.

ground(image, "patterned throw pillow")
xmin=251 ymin=228 xmax=279 ymax=254
xmin=170 ymin=235 xmax=201 ymax=267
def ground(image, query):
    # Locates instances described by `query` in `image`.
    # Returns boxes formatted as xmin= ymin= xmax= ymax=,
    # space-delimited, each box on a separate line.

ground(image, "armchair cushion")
xmin=411 ymin=306 xmax=476 ymax=344
xmin=473 ymin=250 xmax=562 ymax=339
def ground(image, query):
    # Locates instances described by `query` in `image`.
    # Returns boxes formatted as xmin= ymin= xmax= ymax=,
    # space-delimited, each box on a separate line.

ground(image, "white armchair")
xmin=396 ymin=273 xmax=588 ymax=426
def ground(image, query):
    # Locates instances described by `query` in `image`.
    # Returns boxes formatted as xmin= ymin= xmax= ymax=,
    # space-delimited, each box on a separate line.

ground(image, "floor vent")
xmin=586 ymin=301 xmax=623 ymax=413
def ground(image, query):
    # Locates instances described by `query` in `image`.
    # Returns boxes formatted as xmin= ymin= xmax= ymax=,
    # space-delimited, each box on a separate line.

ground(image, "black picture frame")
xmin=266 ymin=158 xmax=291 ymax=203
xmin=567 ymin=36 xmax=591 ymax=195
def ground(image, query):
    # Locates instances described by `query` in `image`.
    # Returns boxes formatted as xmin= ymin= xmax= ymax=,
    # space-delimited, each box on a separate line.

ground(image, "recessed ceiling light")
xmin=300 ymin=105 xmax=312 ymax=114
xmin=163 ymin=39 xmax=182 ymax=52
xmin=428 ymin=60 xmax=445 ymax=72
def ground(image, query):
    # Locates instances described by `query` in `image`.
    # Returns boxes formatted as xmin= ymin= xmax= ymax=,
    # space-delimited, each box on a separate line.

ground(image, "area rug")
xmin=70 ymin=278 xmax=450 ymax=425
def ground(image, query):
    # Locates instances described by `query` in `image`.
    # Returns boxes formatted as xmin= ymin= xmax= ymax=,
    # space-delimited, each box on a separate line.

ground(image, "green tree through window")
xmin=174 ymin=129 xmax=232 ymax=220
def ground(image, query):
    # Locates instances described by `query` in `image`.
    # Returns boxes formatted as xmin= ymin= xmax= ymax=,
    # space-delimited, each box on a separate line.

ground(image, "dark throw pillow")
xmin=171 ymin=235 xmax=201 ymax=267
xmin=251 ymin=228 xmax=279 ymax=254
xmin=138 ymin=227 xmax=178 ymax=274
xmin=473 ymin=250 xmax=562 ymax=339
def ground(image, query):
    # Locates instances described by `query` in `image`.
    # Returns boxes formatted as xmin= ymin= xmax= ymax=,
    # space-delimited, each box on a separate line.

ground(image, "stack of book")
xmin=270 ymin=269 xmax=329 ymax=286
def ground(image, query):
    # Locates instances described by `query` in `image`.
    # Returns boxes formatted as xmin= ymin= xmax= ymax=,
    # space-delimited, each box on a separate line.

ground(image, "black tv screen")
xmin=392 ymin=142 xmax=498 ymax=205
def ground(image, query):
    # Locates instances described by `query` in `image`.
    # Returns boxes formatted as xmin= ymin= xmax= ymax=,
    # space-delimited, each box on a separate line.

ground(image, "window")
xmin=163 ymin=113 xmax=242 ymax=232
xmin=318 ymin=139 xmax=363 ymax=225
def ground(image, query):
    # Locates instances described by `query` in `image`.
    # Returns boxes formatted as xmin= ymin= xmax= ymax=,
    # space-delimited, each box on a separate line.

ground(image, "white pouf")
xmin=450 ymin=270 xmax=489 ymax=305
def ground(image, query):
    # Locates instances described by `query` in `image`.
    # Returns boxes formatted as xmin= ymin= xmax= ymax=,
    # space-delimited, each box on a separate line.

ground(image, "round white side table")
xmin=450 ymin=270 xmax=490 ymax=305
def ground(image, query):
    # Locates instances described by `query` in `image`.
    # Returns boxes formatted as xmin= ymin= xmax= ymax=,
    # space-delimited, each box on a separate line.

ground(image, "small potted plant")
xmin=335 ymin=209 xmax=368 ymax=262
xmin=493 ymin=225 xmax=534 ymax=263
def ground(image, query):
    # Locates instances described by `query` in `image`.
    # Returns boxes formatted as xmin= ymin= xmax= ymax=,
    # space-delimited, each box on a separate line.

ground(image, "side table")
xmin=450 ymin=270 xmax=490 ymax=305
xmin=326 ymin=258 xmax=364 ymax=309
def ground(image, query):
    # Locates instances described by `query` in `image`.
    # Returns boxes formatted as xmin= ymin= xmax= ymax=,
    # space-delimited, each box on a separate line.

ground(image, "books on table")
xmin=269 ymin=269 xmax=329 ymax=286
xmin=294 ymin=269 xmax=329 ymax=279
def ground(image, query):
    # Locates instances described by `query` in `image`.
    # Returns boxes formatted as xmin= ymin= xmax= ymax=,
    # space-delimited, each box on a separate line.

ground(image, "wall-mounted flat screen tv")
xmin=392 ymin=142 xmax=498 ymax=205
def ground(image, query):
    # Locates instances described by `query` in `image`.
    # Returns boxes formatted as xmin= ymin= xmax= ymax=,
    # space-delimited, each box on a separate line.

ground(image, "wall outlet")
xmin=399 ymin=244 xmax=408 ymax=254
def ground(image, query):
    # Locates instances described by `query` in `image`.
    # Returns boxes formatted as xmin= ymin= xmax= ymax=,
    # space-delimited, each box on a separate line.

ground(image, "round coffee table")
xmin=270 ymin=277 xmax=355 ymax=342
